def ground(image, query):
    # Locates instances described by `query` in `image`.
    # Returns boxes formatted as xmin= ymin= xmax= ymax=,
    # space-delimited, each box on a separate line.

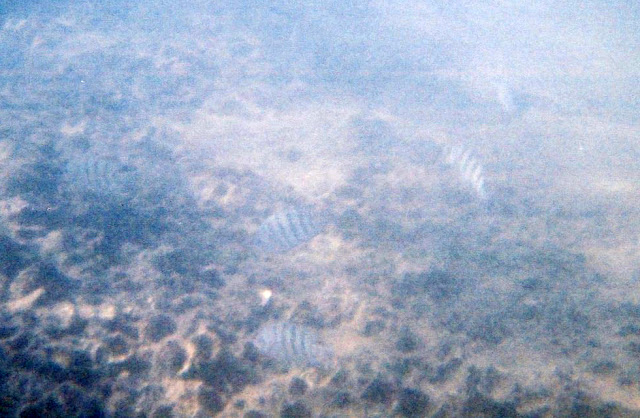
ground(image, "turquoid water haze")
xmin=0 ymin=1 xmax=639 ymax=416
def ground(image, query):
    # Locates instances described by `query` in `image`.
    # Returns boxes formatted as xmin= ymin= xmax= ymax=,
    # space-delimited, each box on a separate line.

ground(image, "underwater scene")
xmin=1 ymin=1 xmax=639 ymax=417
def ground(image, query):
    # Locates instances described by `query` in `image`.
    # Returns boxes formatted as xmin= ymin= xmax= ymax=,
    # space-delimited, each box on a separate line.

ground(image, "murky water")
xmin=1 ymin=2 xmax=639 ymax=416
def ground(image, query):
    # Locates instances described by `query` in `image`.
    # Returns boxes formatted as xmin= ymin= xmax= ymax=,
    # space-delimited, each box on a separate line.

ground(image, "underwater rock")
xmin=0 ymin=311 xmax=19 ymax=340
xmin=151 ymin=405 xmax=175 ymax=418
xmin=397 ymin=388 xmax=431 ymax=417
xmin=105 ymin=313 xmax=140 ymax=340
xmin=183 ymin=349 xmax=255 ymax=394
xmin=618 ymin=324 xmax=640 ymax=337
xmin=8 ymin=262 xmax=80 ymax=307
xmin=145 ymin=315 xmax=177 ymax=343
xmin=55 ymin=382 xmax=106 ymax=417
xmin=192 ymin=334 xmax=214 ymax=361
xmin=109 ymin=353 xmax=152 ymax=377
xmin=288 ymin=377 xmax=308 ymax=396
xmin=329 ymin=390 xmax=353 ymax=408
xmin=392 ymin=269 xmax=462 ymax=303
xmin=0 ymin=235 xmax=34 ymax=280
xmin=104 ymin=335 xmax=129 ymax=356
xmin=362 ymin=319 xmax=386 ymax=337
xmin=18 ymin=395 xmax=66 ymax=417
xmin=589 ymin=360 xmax=617 ymax=375
xmin=156 ymin=341 xmax=187 ymax=376
xmin=396 ymin=326 xmax=419 ymax=353
xmin=428 ymin=358 xmax=463 ymax=384
xmin=198 ymin=386 xmax=225 ymax=414
xmin=244 ymin=411 xmax=269 ymax=418
xmin=280 ymin=401 xmax=312 ymax=418
xmin=462 ymin=390 xmax=518 ymax=418
xmin=361 ymin=378 xmax=395 ymax=405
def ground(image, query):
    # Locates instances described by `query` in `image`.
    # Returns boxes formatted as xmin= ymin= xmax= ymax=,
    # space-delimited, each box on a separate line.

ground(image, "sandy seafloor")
xmin=1 ymin=2 xmax=640 ymax=417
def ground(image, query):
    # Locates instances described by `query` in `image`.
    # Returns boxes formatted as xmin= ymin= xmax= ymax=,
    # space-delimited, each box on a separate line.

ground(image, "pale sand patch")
xmin=175 ymin=100 xmax=364 ymax=200
xmin=6 ymin=288 xmax=45 ymax=313
xmin=60 ymin=119 xmax=88 ymax=136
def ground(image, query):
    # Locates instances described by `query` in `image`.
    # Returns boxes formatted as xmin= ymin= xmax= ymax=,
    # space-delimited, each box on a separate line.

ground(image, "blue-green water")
xmin=0 ymin=1 xmax=639 ymax=416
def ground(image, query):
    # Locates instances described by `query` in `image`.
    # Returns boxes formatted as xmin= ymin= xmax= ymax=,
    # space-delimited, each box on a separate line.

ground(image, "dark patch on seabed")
xmin=1 ymin=3 xmax=639 ymax=418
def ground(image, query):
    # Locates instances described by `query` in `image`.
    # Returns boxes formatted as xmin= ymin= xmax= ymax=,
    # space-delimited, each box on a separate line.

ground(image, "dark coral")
xmin=109 ymin=354 xmax=152 ymax=377
xmin=104 ymin=313 xmax=140 ymax=340
xmin=104 ymin=335 xmax=129 ymax=356
xmin=145 ymin=315 xmax=177 ymax=343
xmin=395 ymin=326 xmax=418 ymax=353
xmin=183 ymin=349 xmax=256 ymax=395
xmin=198 ymin=386 xmax=225 ymax=414
xmin=280 ymin=401 xmax=312 ymax=418
xmin=397 ymin=388 xmax=430 ymax=417
xmin=392 ymin=269 xmax=462 ymax=303
xmin=361 ymin=378 xmax=395 ymax=405
xmin=461 ymin=391 xmax=519 ymax=418
xmin=329 ymin=390 xmax=352 ymax=408
xmin=362 ymin=319 xmax=386 ymax=337
xmin=192 ymin=334 xmax=214 ymax=360
xmin=288 ymin=377 xmax=307 ymax=396
xmin=156 ymin=341 xmax=187 ymax=376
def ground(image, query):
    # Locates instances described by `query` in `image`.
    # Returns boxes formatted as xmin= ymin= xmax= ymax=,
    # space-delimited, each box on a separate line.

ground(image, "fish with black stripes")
xmin=253 ymin=206 xmax=328 ymax=254
xmin=440 ymin=144 xmax=488 ymax=200
xmin=252 ymin=321 xmax=335 ymax=369
xmin=62 ymin=154 xmax=140 ymax=202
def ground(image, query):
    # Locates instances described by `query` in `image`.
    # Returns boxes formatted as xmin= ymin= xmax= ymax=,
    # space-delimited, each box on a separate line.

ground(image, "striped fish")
xmin=441 ymin=144 xmax=488 ymax=200
xmin=253 ymin=207 xmax=328 ymax=254
xmin=253 ymin=322 xmax=335 ymax=369
xmin=63 ymin=155 xmax=140 ymax=201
